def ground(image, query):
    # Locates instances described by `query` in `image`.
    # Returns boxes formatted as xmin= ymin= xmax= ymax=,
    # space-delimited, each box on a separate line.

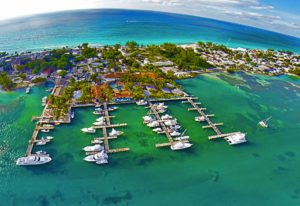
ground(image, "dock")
xmin=93 ymin=102 xmax=130 ymax=154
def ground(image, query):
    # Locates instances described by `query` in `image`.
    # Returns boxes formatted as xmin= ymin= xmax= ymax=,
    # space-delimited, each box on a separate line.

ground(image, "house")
xmin=172 ymin=88 xmax=184 ymax=95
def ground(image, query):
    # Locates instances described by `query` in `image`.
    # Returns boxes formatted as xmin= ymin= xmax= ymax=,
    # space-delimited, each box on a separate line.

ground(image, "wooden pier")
xmin=93 ymin=102 xmax=129 ymax=154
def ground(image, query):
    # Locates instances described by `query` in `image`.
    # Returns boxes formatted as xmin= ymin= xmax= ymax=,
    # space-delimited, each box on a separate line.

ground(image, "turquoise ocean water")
xmin=0 ymin=9 xmax=300 ymax=53
xmin=0 ymin=72 xmax=300 ymax=205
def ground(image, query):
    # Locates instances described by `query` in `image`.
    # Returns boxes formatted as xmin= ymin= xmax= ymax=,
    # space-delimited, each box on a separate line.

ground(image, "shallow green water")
xmin=0 ymin=73 xmax=300 ymax=206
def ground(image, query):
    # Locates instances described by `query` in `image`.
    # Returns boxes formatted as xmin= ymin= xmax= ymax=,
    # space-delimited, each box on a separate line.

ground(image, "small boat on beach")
xmin=83 ymin=144 xmax=104 ymax=152
xmin=258 ymin=116 xmax=272 ymax=128
xmin=81 ymin=127 xmax=96 ymax=133
xmin=136 ymin=99 xmax=148 ymax=106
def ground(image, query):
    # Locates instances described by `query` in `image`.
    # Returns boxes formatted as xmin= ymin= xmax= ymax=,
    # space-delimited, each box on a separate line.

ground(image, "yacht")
xmin=42 ymin=96 xmax=47 ymax=106
xmin=147 ymin=121 xmax=160 ymax=128
xmin=84 ymin=151 xmax=108 ymax=162
xmin=81 ymin=127 xmax=96 ymax=133
xmin=109 ymin=129 xmax=124 ymax=137
xmin=195 ymin=116 xmax=205 ymax=122
xmin=165 ymin=119 xmax=177 ymax=126
xmin=91 ymin=138 xmax=103 ymax=144
xmin=25 ymin=87 xmax=31 ymax=94
xmin=83 ymin=144 xmax=104 ymax=152
xmin=93 ymin=121 xmax=105 ymax=126
xmin=161 ymin=114 xmax=172 ymax=120
xmin=170 ymin=141 xmax=192 ymax=150
xmin=136 ymin=99 xmax=148 ymax=106
xmin=16 ymin=155 xmax=52 ymax=166
xmin=153 ymin=128 xmax=163 ymax=133
xmin=258 ymin=116 xmax=272 ymax=128
xmin=143 ymin=115 xmax=153 ymax=124
xmin=224 ymin=133 xmax=247 ymax=145
xmin=170 ymin=131 xmax=181 ymax=137
xmin=174 ymin=136 xmax=190 ymax=141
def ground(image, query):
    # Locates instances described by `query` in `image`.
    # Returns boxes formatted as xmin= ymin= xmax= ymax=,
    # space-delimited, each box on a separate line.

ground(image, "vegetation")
xmin=32 ymin=77 xmax=46 ymax=83
xmin=0 ymin=72 xmax=14 ymax=90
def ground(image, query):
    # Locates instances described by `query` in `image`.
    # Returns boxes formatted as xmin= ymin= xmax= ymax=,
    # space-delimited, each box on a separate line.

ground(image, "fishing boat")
xmin=83 ymin=144 xmax=104 ymax=152
xmin=136 ymin=99 xmax=148 ymax=106
xmin=16 ymin=154 xmax=52 ymax=166
xmin=258 ymin=116 xmax=272 ymax=128
xmin=170 ymin=141 xmax=192 ymax=151
xmin=195 ymin=116 xmax=205 ymax=122
xmin=25 ymin=87 xmax=31 ymax=94
xmin=81 ymin=127 xmax=96 ymax=133
xmin=224 ymin=133 xmax=247 ymax=145
xmin=109 ymin=129 xmax=124 ymax=137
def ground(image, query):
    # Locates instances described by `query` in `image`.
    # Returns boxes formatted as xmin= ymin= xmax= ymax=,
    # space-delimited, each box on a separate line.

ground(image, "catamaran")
xmin=258 ymin=116 xmax=272 ymax=128
xmin=16 ymin=154 xmax=52 ymax=166
xmin=81 ymin=127 xmax=96 ymax=133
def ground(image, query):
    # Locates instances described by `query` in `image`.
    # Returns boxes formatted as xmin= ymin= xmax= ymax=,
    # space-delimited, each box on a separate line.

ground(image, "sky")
xmin=0 ymin=0 xmax=299 ymax=37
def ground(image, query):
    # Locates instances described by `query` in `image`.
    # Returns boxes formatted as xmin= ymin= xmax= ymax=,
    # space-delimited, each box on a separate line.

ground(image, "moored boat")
xmin=109 ymin=128 xmax=124 ymax=137
xmin=224 ymin=132 xmax=247 ymax=145
xmin=136 ymin=99 xmax=148 ymax=106
xmin=26 ymin=87 xmax=31 ymax=94
xmin=195 ymin=116 xmax=205 ymax=122
xmin=16 ymin=155 xmax=52 ymax=166
xmin=170 ymin=141 xmax=192 ymax=150
xmin=81 ymin=127 xmax=96 ymax=133
xmin=83 ymin=144 xmax=104 ymax=152
xmin=84 ymin=151 xmax=108 ymax=162
xmin=258 ymin=116 xmax=272 ymax=128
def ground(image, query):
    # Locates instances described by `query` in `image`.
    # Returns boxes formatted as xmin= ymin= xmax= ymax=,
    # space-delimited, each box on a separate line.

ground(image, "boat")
xmin=53 ymin=121 xmax=60 ymax=126
xmin=16 ymin=155 xmax=52 ymax=166
xmin=143 ymin=115 xmax=154 ymax=124
xmin=93 ymin=110 xmax=103 ymax=115
xmin=71 ymin=111 xmax=75 ymax=119
xmin=96 ymin=159 xmax=108 ymax=164
xmin=44 ymin=136 xmax=54 ymax=141
xmin=108 ymin=106 xmax=118 ymax=111
xmin=169 ymin=125 xmax=181 ymax=131
xmin=157 ymin=109 xmax=166 ymax=114
xmin=153 ymin=128 xmax=163 ymax=133
xmin=83 ymin=144 xmax=104 ymax=152
xmin=41 ymin=129 xmax=50 ymax=133
xmin=95 ymin=108 xmax=103 ymax=111
xmin=154 ymin=103 xmax=168 ymax=110
xmin=136 ymin=99 xmax=148 ymax=106
xmin=147 ymin=121 xmax=159 ymax=128
xmin=42 ymin=96 xmax=47 ymax=106
xmin=81 ymin=127 xmax=96 ymax=133
xmin=84 ymin=151 xmax=108 ymax=162
xmin=36 ymin=139 xmax=47 ymax=146
xmin=25 ymin=87 xmax=31 ymax=94
xmin=35 ymin=151 xmax=49 ymax=156
xmin=170 ymin=131 xmax=181 ymax=137
xmin=224 ymin=133 xmax=247 ymax=145
xmin=165 ymin=119 xmax=177 ymax=126
xmin=174 ymin=136 xmax=190 ymax=141
xmin=161 ymin=114 xmax=172 ymax=120
xmin=195 ymin=116 xmax=205 ymax=122
xmin=96 ymin=116 xmax=105 ymax=121
xmin=93 ymin=121 xmax=105 ymax=126
xmin=91 ymin=138 xmax=103 ymax=144
xmin=258 ymin=116 xmax=272 ymax=128
xmin=109 ymin=129 xmax=124 ymax=137
xmin=170 ymin=141 xmax=192 ymax=150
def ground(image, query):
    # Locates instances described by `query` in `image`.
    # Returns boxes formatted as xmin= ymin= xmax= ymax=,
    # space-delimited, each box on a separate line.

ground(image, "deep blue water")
xmin=0 ymin=9 xmax=300 ymax=53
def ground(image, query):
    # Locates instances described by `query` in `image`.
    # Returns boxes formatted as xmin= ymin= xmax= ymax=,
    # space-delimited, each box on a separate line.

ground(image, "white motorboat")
xmin=170 ymin=141 xmax=192 ymax=150
xmin=91 ymin=138 xmax=103 ymax=144
xmin=95 ymin=108 xmax=103 ymax=111
xmin=81 ymin=127 xmax=96 ymax=133
xmin=258 ymin=116 xmax=272 ymax=128
xmin=153 ymin=128 xmax=163 ymax=133
xmin=96 ymin=116 xmax=105 ymax=122
xmin=157 ymin=109 xmax=166 ymax=114
xmin=136 ymin=99 xmax=148 ymax=106
xmin=165 ymin=119 xmax=177 ymax=126
xmin=147 ymin=121 xmax=159 ymax=128
xmin=224 ymin=133 xmax=247 ymax=145
xmin=71 ymin=111 xmax=75 ymax=119
xmin=154 ymin=103 xmax=168 ymax=110
xmin=108 ymin=106 xmax=118 ymax=111
xmin=109 ymin=129 xmax=124 ymax=137
xmin=16 ymin=155 xmax=52 ymax=166
xmin=96 ymin=159 xmax=108 ymax=164
xmin=161 ymin=114 xmax=173 ymax=120
xmin=93 ymin=121 xmax=105 ymax=126
xmin=41 ymin=129 xmax=50 ymax=133
xmin=93 ymin=110 xmax=103 ymax=115
xmin=84 ymin=151 xmax=108 ymax=162
xmin=170 ymin=131 xmax=181 ymax=137
xmin=36 ymin=139 xmax=47 ymax=146
xmin=195 ymin=116 xmax=205 ymax=122
xmin=169 ymin=125 xmax=181 ymax=131
xmin=26 ymin=87 xmax=31 ymax=94
xmin=45 ymin=136 xmax=54 ymax=140
xmin=35 ymin=151 xmax=49 ymax=156
xmin=174 ymin=136 xmax=190 ymax=141
xmin=83 ymin=144 xmax=104 ymax=152
xmin=143 ymin=115 xmax=154 ymax=124
xmin=42 ymin=96 xmax=47 ymax=106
